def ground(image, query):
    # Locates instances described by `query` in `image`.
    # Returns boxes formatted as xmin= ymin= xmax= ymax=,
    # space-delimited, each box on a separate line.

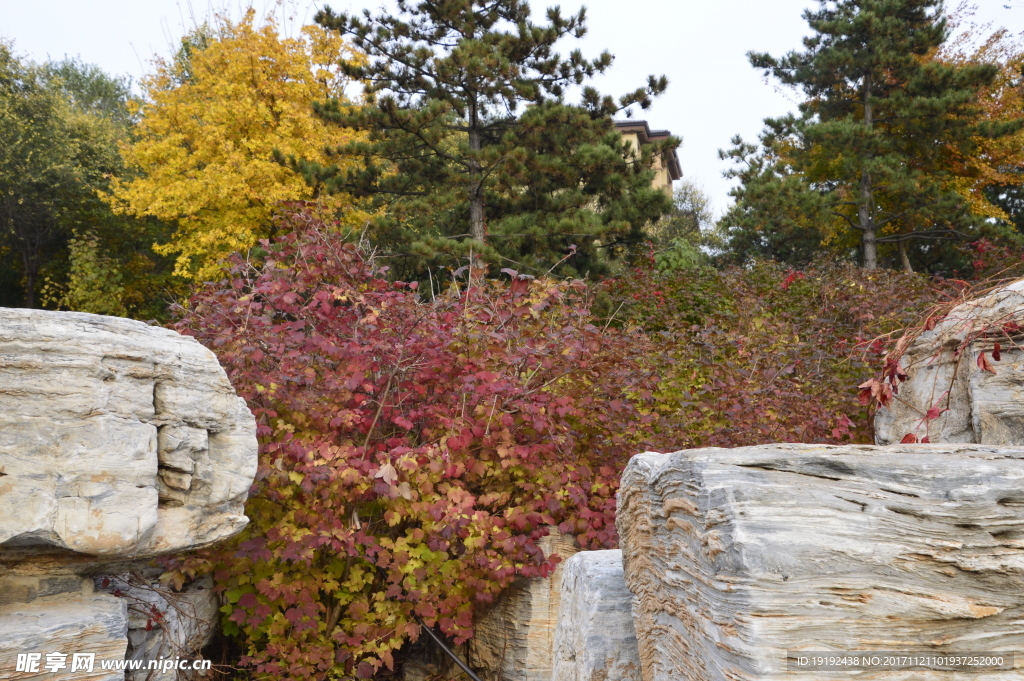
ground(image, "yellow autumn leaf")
xmin=107 ymin=8 xmax=371 ymax=280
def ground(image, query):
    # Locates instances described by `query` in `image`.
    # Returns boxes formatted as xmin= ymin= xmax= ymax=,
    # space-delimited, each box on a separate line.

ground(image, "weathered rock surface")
xmin=0 ymin=308 xmax=257 ymax=678
xmin=550 ymin=550 xmax=641 ymax=681
xmin=0 ymin=584 xmax=127 ymax=681
xmin=0 ymin=308 xmax=257 ymax=560
xmin=876 ymin=280 xmax=1024 ymax=446
xmin=618 ymin=443 xmax=1024 ymax=681
xmin=470 ymin=531 xmax=578 ymax=681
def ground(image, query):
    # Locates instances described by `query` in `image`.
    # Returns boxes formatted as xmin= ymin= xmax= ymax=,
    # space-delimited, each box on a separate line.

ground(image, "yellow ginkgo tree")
xmin=110 ymin=8 xmax=369 ymax=280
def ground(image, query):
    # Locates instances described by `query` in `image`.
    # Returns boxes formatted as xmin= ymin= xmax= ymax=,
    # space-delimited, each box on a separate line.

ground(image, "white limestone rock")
xmin=0 ymin=309 xmax=258 ymax=559
xmin=875 ymin=280 xmax=1024 ymax=446
xmin=0 ymin=588 xmax=128 ymax=681
xmin=470 ymin=531 xmax=578 ymax=681
xmin=617 ymin=443 xmax=1024 ymax=681
xmin=550 ymin=550 xmax=641 ymax=681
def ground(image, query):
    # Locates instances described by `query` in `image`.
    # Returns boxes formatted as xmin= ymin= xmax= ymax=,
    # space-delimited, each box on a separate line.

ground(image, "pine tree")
xmin=299 ymin=0 xmax=677 ymax=279
xmin=714 ymin=132 xmax=837 ymax=267
xmin=748 ymin=0 xmax=1023 ymax=270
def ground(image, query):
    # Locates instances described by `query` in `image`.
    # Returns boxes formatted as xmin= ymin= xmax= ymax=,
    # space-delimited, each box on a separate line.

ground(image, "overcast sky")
xmin=3 ymin=0 xmax=1023 ymax=216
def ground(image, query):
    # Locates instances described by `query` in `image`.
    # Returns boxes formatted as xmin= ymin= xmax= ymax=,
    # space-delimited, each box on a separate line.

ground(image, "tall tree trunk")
xmin=468 ymin=175 xmax=484 ymax=243
xmin=16 ymin=223 xmax=41 ymax=308
xmin=860 ymin=169 xmax=877 ymax=270
xmin=898 ymin=239 xmax=913 ymax=273
xmin=467 ymin=97 xmax=485 ymax=245
xmin=859 ymin=74 xmax=877 ymax=270
xmin=23 ymin=262 xmax=36 ymax=308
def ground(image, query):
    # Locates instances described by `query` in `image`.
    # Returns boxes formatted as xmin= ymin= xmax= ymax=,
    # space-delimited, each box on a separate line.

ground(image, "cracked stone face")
xmin=0 ymin=309 xmax=258 ymax=560
xmin=469 ymin=531 xmax=578 ymax=681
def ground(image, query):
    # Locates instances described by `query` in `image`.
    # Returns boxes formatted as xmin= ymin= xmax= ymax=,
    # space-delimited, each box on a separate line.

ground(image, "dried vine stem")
xmin=860 ymin=275 xmax=1024 ymax=442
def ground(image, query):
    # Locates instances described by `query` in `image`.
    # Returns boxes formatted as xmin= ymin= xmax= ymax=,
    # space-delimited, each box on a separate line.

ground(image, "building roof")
xmin=614 ymin=120 xmax=683 ymax=181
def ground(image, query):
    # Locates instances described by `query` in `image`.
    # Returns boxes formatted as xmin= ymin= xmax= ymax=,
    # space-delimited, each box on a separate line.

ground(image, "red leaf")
xmin=993 ymin=342 xmax=1002 ymax=362
xmin=924 ymin=406 xmax=946 ymax=421
xmin=978 ymin=352 xmax=997 ymax=374
xmin=900 ymin=433 xmax=918 ymax=444
xmin=920 ymin=436 xmax=930 ymax=443
xmin=511 ymin=277 xmax=531 ymax=296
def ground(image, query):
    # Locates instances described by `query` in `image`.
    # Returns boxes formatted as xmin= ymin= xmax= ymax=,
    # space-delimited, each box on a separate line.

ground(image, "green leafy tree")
xmin=42 ymin=230 xmax=128 ymax=317
xmin=43 ymin=57 xmax=138 ymax=128
xmin=714 ymin=133 xmax=836 ymax=267
xmin=296 ymin=0 xmax=676 ymax=279
xmin=648 ymin=179 xmax=714 ymax=272
xmin=0 ymin=44 xmax=179 ymax=315
xmin=746 ymin=0 xmax=1023 ymax=270
xmin=652 ymin=178 xmax=713 ymax=244
xmin=0 ymin=43 xmax=83 ymax=307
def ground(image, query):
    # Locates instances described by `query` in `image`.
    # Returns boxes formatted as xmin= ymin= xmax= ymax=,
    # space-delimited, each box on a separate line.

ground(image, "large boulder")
xmin=618 ymin=443 xmax=1024 ymax=681
xmin=0 ymin=309 xmax=258 ymax=679
xmin=876 ymin=280 xmax=1024 ymax=446
xmin=0 ymin=309 xmax=257 ymax=561
xmin=469 ymin=531 xmax=578 ymax=681
xmin=550 ymin=550 xmax=641 ymax=681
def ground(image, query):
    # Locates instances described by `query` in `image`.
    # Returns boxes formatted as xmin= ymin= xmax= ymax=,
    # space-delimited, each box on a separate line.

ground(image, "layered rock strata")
xmin=0 ymin=582 xmax=127 ymax=681
xmin=469 ymin=531 xmax=578 ymax=681
xmin=0 ymin=309 xmax=257 ymax=679
xmin=550 ymin=550 xmax=641 ymax=681
xmin=875 ymin=280 xmax=1024 ymax=446
xmin=618 ymin=443 xmax=1024 ymax=681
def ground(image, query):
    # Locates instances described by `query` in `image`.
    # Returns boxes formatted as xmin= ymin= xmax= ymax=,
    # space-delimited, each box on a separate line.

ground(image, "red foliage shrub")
xmin=166 ymin=211 xmax=656 ymax=679
xmin=600 ymin=259 xmax=945 ymax=448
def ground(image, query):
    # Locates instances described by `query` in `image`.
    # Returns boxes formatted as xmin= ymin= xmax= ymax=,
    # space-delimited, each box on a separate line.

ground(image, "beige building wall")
xmin=615 ymin=121 xmax=681 ymax=195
